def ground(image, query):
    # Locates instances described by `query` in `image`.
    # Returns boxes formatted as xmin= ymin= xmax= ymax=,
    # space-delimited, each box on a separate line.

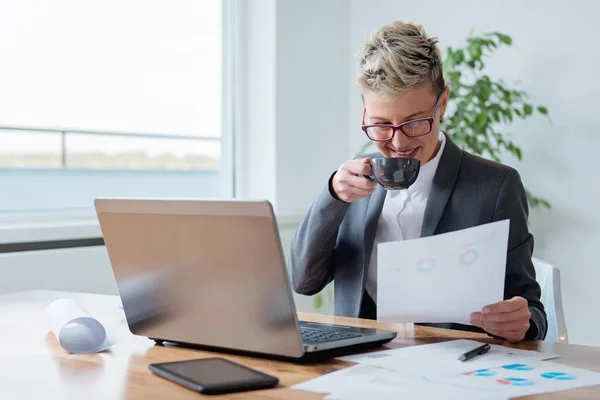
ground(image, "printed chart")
xmin=377 ymin=220 xmax=509 ymax=325
xmin=459 ymin=249 xmax=479 ymax=266
xmin=302 ymin=341 xmax=600 ymax=400
xmin=444 ymin=361 xmax=600 ymax=397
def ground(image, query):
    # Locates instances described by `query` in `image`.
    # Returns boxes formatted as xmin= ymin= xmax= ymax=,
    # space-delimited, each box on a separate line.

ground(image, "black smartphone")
xmin=148 ymin=357 xmax=279 ymax=395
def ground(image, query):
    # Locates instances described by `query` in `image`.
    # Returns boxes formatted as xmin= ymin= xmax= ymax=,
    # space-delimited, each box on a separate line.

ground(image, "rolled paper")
xmin=46 ymin=298 xmax=115 ymax=354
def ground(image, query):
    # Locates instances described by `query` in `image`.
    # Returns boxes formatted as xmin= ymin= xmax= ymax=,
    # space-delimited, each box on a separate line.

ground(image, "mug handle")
xmin=361 ymin=160 xmax=375 ymax=181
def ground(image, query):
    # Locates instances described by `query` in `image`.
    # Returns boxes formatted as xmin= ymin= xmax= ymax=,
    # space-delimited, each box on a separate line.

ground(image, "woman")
xmin=288 ymin=21 xmax=547 ymax=342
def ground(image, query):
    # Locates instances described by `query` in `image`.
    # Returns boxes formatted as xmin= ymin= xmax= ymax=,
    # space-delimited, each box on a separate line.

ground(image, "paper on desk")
xmin=294 ymin=363 xmax=503 ymax=400
xmin=292 ymin=364 xmax=393 ymax=394
xmin=323 ymin=378 xmax=503 ymax=400
xmin=336 ymin=339 xmax=559 ymax=375
xmin=46 ymin=298 xmax=116 ymax=353
xmin=324 ymin=361 xmax=600 ymax=400
xmin=297 ymin=342 xmax=594 ymax=400
xmin=418 ymin=360 xmax=600 ymax=400
xmin=291 ymin=364 xmax=458 ymax=399
xmin=377 ymin=220 xmax=509 ymax=324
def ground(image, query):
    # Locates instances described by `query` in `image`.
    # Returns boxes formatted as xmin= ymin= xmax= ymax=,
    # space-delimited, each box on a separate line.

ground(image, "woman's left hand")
xmin=470 ymin=296 xmax=531 ymax=342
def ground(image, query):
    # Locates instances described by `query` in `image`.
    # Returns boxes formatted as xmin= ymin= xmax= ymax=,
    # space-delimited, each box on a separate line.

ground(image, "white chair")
xmin=532 ymin=257 xmax=568 ymax=343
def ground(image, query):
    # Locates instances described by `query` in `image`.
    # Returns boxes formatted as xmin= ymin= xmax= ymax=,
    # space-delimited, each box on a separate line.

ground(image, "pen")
xmin=457 ymin=343 xmax=491 ymax=362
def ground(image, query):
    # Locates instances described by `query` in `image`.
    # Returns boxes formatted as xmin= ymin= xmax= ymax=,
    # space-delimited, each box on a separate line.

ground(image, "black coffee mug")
xmin=364 ymin=157 xmax=420 ymax=190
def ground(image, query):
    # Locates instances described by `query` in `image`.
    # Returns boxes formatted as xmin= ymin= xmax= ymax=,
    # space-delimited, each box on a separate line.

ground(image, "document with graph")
xmin=295 ymin=340 xmax=600 ymax=399
xmin=377 ymin=219 xmax=509 ymax=324
xmin=314 ymin=360 xmax=600 ymax=400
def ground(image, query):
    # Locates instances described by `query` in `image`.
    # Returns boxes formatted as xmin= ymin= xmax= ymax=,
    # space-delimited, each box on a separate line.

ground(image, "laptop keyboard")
xmin=300 ymin=327 xmax=362 ymax=343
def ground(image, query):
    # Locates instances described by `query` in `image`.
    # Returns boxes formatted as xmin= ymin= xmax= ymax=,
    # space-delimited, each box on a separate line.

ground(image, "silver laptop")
xmin=94 ymin=198 xmax=396 ymax=359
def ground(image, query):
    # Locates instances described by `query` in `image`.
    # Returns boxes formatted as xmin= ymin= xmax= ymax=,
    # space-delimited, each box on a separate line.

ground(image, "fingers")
xmin=332 ymin=158 xmax=377 ymax=203
xmin=470 ymin=312 xmax=483 ymax=326
xmin=470 ymin=316 xmax=530 ymax=342
xmin=475 ymin=307 xmax=531 ymax=323
xmin=484 ymin=327 xmax=528 ymax=343
xmin=334 ymin=180 xmax=376 ymax=202
xmin=346 ymin=174 xmax=376 ymax=191
xmin=343 ymin=158 xmax=373 ymax=176
xmin=470 ymin=297 xmax=531 ymax=342
xmin=480 ymin=319 xmax=530 ymax=333
xmin=483 ymin=296 xmax=527 ymax=314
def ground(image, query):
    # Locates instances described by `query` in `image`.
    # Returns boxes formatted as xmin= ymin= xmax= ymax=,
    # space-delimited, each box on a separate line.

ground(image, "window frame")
xmin=0 ymin=0 xmax=237 ymax=235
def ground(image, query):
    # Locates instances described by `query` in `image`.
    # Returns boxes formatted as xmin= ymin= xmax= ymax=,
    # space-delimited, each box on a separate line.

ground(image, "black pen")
xmin=457 ymin=343 xmax=491 ymax=362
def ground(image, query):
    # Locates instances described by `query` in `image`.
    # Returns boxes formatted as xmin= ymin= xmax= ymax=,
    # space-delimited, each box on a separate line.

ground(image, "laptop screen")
xmin=96 ymin=199 xmax=304 ymax=357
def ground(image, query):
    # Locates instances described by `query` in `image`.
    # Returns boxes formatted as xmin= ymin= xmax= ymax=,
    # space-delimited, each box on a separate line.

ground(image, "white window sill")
xmin=0 ymin=210 xmax=101 ymax=244
xmin=0 ymin=209 xmax=304 ymax=244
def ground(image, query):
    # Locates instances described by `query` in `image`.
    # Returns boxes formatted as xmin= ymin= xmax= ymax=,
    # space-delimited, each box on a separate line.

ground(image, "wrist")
xmin=328 ymin=171 xmax=347 ymax=203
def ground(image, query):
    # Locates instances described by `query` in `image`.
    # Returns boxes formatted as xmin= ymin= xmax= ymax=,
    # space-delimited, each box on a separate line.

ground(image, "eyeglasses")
xmin=361 ymin=94 xmax=443 ymax=142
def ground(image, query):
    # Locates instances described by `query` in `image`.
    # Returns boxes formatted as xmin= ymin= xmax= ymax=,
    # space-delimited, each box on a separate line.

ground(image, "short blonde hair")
xmin=357 ymin=21 xmax=445 ymax=98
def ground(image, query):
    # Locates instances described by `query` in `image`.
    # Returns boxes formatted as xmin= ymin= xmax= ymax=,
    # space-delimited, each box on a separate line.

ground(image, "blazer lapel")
xmin=362 ymin=184 xmax=386 ymax=281
xmin=420 ymin=135 xmax=463 ymax=238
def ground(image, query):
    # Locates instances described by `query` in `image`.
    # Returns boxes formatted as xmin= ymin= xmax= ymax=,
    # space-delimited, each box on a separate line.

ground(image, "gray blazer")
xmin=288 ymin=135 xmax=547 ymax=340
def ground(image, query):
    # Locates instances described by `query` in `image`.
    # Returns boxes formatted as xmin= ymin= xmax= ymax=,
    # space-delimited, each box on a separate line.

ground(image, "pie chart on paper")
xmin=497 ymin=377 xmax=536 ymax=386
xmin=415 ymin=257 xmax=437 ymax=272
xmin=541 ymin=372 xmax=576 ymax=380
xmin=502 ymin=364 xmax=536 ymax=371
xmin=459 ymin=249 xmax=479 ymax=266
xmin=464 ymin=369 xmax=496 ymax=377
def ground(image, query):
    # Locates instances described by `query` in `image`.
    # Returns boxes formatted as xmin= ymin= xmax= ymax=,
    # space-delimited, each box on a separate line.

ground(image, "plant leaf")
xmin=313 ymin=294 xmax=323 ymax=310
xmin=538 ymin=106 xmax=548 ymax=115
xmin=450 ymin=71 xmax=462 ymax=88
xmin=492 ymin=110 xmax=501 ymax=123
xmin=526 ymin=189 xmax=551 ymax=210
xmin=497 ymin=33 xmax=513 ymax=45
xmin=475 ymin=113 xmax=488 ymax=130
xmin=454 ymin=49 xmax=465 ymax=64
xmin=478 ymin=80 xmax=493 ymax=101
xmin=523 ymin=104 xmax=533 ymax=116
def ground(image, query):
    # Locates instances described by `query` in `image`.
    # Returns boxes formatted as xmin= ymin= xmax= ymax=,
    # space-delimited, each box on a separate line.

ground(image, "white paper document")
xmin=46 ymin=298 xmax=116 ymax=353
xmin=294 ymin=340 xmax=600 ymax=400
xmin=377 ymin=219 xmax=509 ymax=324
xmin=419 ymin=360 xmax=600 ymax=400
xmin=337 ymin=339 xmax=559 ymax=374
xmin=323 ymin=361 xmax=600 ymax=400
xmin=292 ymin=364 xmax=391 ymax=394
xmin=297 ymin=364 xmax=475 ymax=400
xmin=321 ymin=368 xmax=502 ymax=400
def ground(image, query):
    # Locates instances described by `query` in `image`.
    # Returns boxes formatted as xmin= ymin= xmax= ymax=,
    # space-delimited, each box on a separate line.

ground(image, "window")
xmin=0 ymin=0 xmax=232 ymax=214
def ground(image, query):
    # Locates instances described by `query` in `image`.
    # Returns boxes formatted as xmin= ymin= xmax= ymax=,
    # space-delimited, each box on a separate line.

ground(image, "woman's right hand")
xmin=331 ymin=157 xmax=377 ymax=203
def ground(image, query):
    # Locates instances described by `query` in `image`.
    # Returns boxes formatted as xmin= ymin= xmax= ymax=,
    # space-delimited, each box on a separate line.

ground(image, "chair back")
xmin=532 ymin=257 xmax=568 ymax=342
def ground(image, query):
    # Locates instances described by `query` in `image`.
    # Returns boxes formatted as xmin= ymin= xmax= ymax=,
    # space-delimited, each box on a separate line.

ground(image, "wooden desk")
xmin=1 ymin=290 xmax=599 ymax=399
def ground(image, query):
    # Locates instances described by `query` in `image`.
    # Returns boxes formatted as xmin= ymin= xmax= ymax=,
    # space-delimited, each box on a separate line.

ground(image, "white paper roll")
xmin=46 ymin=298 xmax=115 ymax=354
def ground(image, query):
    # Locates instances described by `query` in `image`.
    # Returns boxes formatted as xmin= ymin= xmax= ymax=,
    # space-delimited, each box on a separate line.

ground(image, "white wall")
xmin=349 ymin=0 xmax=600 ymax=346
xmin=0 ymin=219 xmax=334 ymax=315
xmin=235 ymin=0 xmax=349 ymax=218
xmin=275 ymin=0 xmax=350 ymax=216
xmin=0 ymin=247 xmax=116 ymax=294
